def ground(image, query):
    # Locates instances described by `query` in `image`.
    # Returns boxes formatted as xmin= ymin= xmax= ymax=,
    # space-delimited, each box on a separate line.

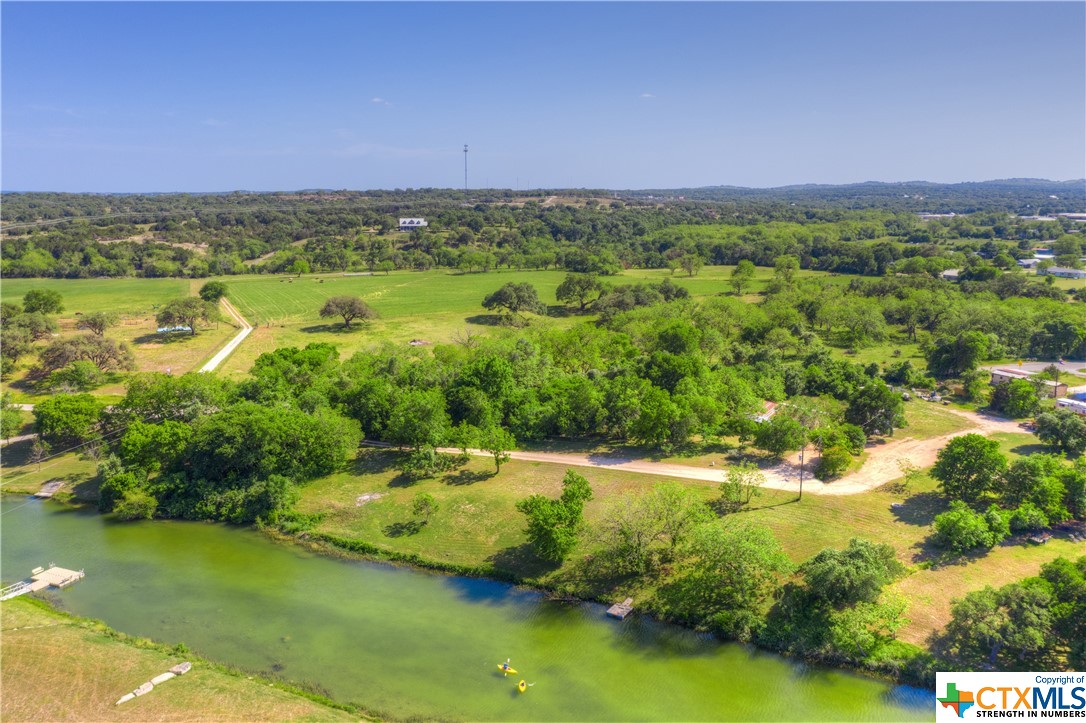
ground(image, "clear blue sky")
xmin=2 ymin=2 xmax=1083 ymax=192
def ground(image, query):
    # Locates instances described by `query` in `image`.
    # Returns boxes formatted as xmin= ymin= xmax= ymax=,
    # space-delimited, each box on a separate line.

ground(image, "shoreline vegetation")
xmin=0 ymin=594 xmax=375 ymax=722
xmin=2 ymin=490 xmax=933 ymax=693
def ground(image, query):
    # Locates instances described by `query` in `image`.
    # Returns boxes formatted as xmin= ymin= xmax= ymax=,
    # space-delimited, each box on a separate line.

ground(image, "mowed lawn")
xmin=215 ymin=265 xmax=837 ymax=375
xmin=0 ymin=277 xmax=199 ymax=316
xmin=0 ymin=597 xmax=356 ymax=722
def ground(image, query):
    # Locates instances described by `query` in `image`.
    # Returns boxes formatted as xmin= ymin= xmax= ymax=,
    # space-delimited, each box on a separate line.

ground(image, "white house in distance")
xmin=398 ymin=218 xmax=428 ymax=232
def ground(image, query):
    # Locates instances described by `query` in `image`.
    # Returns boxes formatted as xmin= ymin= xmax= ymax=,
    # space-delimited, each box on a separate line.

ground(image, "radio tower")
xmin=463 ymin=144 xmax=468 ymax=192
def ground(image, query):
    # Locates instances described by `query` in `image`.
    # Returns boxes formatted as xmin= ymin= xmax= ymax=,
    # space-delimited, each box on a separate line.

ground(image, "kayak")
xmin=518 ymin=680 xmax=527 ymax=693
xmin=498 ymin=664 xmax=517 ymax=675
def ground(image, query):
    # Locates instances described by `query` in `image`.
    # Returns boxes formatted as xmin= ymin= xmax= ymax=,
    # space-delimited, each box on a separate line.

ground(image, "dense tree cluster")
xmin=3 ymin=184 xmax=1083 ymax=281
xmin=938 ymin=555 xmax=1086 ymax=670
xmin=929 ymin=434 xmax=1086 ymax=553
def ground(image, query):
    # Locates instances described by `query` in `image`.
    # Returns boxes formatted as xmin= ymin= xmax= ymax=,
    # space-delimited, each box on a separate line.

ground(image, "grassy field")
xmin=2 ymin=266 xmax=838 ymax=384
xmin=0 ymin=597 xmax=358 ymax=722
xmin=291 ymin=438 xmax=1080 ymax=647
xmin=0 ymin=278 xmax=200 ymax=316
xmin=215 ymin=265 xmax=835 ymax=376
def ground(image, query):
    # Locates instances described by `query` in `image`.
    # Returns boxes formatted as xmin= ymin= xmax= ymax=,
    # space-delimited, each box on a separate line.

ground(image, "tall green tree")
xmin=597 ymin=481 xmax=711 ymax=572
xmin=932 ymin=434 xmax=1007 ymax=502
xmin=827 ymin=594 xmax=909 ymax=659
xmin=719 ymin=461 xmax=765 ymax=513
xmin=483 ymin=282 xmax=547 ymax=320
xmin=156 ymin=297 xmax=215 ymax=336
xmin=516 ymin=469 xmax=593 ymax=562
xmin=730 ymin=260 xmax=757 ymax=295
xmin=478 ymin=425 xmax=515 ymax=472
xmin=555 ymin=273 xmax=605 ymax=311
xmin=22 ymin=289 xmax=64 ymax=314
xmin=34 ymin=393 xmax=105 ymax=446
xmin=1035 ymin=409 xmax=1086 ymax=455
xmin=76 ymin=311 xmax=119 ymax=336
xmin=800 ymin=538 xmax=905 ymax=607
xmin=844 ymin=381 xmax=905 ymax=437
xmin=754 ymin=415 xmax=807 ymax=457
xmin=386 ymin=388 xmax=451 ymax=450
xmin=319 ymin=296 xmax=377 ymax=329
xmin=198 ymin=281 xmax=229 ymax=302
xmin=659 ymin=520 xmax=792 ymax=640
xmin=1 ymin=391 xmax=23 ymax=439
xmin=926 ymin=332 xmax=990 ymax=378
xmin=940 ymin=580 xmax=1054 ymax=669
xmin=989 ymin=379 xmax=1040 ymax=418
xmin=37 ymin=334 xmax=136 ymax=374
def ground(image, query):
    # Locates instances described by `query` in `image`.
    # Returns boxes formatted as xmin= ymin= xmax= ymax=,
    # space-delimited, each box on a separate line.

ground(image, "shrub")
xmin=932 ymin=501 xmax=1009 ymax=553
xmin=989 ymin=379 xmax=1041 ymax=418
xmin=398 ymin=446 xmax=463 ymax=479
xmin=45 ymin=360 xmax=105 ymax=392
xmin=98 ymin=470 xmax=144 ymax=513
xmin=113 ymin=489 xmax=158 ymax=521
xmin=814 ymin=446 xmax=853 ymax=480
xmin=1009 ymin=503 xmax=1050 ymax=533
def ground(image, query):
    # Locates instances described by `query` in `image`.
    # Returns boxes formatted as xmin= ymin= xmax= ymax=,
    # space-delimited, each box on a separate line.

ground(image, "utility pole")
xmin=463 ymin=144 xmax=468 ymax=192
xmin=798 ymin=444 xmax=805 ymax=501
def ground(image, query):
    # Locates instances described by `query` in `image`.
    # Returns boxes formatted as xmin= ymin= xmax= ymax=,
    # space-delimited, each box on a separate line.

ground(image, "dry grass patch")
xmin=0 ymin=598 xmax=357 ymax=722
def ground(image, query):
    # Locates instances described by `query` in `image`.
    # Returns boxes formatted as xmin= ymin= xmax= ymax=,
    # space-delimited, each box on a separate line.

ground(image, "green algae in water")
xmin=1 ymin=498 xmax=932 ymax=721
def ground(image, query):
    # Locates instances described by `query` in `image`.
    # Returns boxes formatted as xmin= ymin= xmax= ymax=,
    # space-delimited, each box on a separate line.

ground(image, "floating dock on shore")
xmin=606 ymin=598 xmax=634 ymax=620
xmin=0 ymin=564 xmax=85 ymax=601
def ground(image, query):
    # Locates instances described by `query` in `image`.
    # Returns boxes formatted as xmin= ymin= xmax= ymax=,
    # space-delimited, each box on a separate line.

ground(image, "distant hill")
xmin=622 ymin=179 xmax=1086 ymax=213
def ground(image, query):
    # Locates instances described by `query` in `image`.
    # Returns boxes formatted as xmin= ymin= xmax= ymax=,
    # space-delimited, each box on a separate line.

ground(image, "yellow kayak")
xmin=518 ymin=680 xmax=527 ymax=694
xmin=498 ymin=664 xmax=517 ymax=675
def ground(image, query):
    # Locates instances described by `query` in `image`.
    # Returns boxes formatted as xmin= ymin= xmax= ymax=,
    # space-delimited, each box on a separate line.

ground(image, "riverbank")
xmin=1 ymin=497 xmax=932 ymax=722
xmin=278 ymin=522 xmax=939 ymax=691
xmin=0 ymin=595 xmax=371 ymax=722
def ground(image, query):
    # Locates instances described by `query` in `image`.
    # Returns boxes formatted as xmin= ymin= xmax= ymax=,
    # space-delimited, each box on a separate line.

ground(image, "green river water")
xmin=1 ymin=498 xmax=933 ymax=721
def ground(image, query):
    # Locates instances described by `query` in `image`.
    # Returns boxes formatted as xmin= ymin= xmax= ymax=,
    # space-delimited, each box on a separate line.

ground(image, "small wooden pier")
xmin=0 ymin=564 xmax=85 ymax=601
xmin=606 ymin=598 xmax=634 ymax=620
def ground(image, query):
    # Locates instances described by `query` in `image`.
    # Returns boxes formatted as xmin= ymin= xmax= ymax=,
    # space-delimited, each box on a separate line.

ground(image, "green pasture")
xmin=0 ymin=277 xmax=196 ymax=316
xmin=221 ymin=265 xmax=832 ymax=326
xmin=212 ymin=266 xmax=836 ymax=375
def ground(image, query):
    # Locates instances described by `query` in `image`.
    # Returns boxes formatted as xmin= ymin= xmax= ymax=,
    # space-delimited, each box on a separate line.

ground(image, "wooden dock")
xmin=606 ymin=598 xmax=634 ymax=620
xmin=1 ymin=564 xmax=85 ymax=601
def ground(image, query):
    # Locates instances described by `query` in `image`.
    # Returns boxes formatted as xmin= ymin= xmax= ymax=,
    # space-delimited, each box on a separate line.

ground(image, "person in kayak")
xmin=502 ymin=659 xmax=511 ymax=672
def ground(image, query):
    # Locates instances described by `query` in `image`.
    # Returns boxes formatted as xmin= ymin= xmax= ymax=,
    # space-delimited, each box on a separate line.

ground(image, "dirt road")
xmin=437 ymin=406 xmax=1028 ymax=496
xmin=199 ymin=299 xmax=252 ymax=373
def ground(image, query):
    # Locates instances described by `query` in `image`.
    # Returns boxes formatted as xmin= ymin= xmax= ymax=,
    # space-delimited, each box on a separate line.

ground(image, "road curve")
xmin=363 ymin=406 xmax=1028 ymax=497
xmin=200 ymin=298 xmax=252 ymax=373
